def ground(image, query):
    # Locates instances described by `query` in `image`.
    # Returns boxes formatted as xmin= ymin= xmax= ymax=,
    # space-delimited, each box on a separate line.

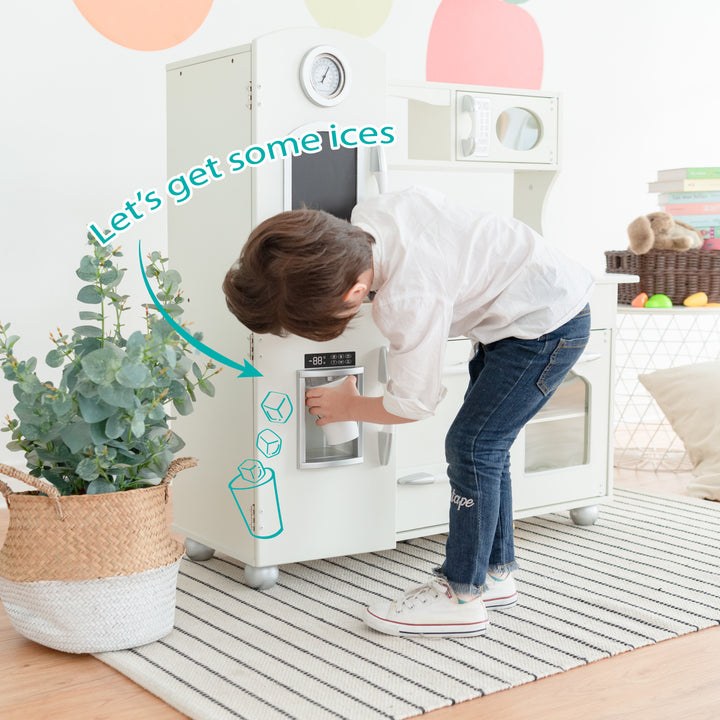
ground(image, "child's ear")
xmin=343 ymin=280 xmax=369 ymax=304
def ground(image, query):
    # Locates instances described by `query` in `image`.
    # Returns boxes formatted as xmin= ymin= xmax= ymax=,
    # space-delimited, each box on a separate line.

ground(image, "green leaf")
xmin=98 ymin=383 xmax=136 ymax=409
xmin=191 ymin=362 xmax=202 ymax=379
xmin=87 ymin=478 xmax=117 ymax=495
xmin=76 ymin=256 xmax=98 ymax=282
xmin=125 ymin=331 xmax=145 ymax=362
xmin=164 ymin=346 xmax=177 ymax=369
xmin=74 ymin=337 xmax=102 ymax=358
xmin=147 ymin=403 xmax=167 ymax=421
xmin=173 ymin=394 xmax=193 ymax=416
xmin=73 ymin=325 xmax=103 ymax=338
xmin=60 ymin=364 xmax=81 ymax=392
xmin=45 ymin=349 xmax=65 ymax=368
xmin=77 ymin=285 xmax=103 ymax=304
xmin=198 ymin=379 xmax=215 ymax=397
xmin=78 ymin=311 xmax=104 ymax=321
xmin=105 ymin=411 xmax=128 ymax=439
xmin=82 ymin=347 xmax=122 ymax=385
xmin=76 ymin=457 xmax=99 ymax=482
xmin=78 ymin=395 xmax=115 ymax=423
xmin=130 ymin=408 xmax=147 ymax=438
xmin=168 ymin=379 xmax=186 ymax=399
xmin=3 ymin=334 xmax=20 ymax=350
xmin=89 ymin=421 xmax=109 ymax=445
xmin=116 ymin=362 xmax=151 ymax=389
xmin=60 ymin=420 xmax=93 ymax=453
xmin=99 ymin=268 xmax=119 ymax=286
xmin=49 ymin=394 xmax=74 ymax=417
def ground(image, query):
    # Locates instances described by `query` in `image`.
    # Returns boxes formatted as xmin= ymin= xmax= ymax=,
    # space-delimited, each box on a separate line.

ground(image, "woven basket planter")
xmin=0 ymin=457 xmax=197 ymax=654
xmin=605 ymin=248 xmax=720 ymax=305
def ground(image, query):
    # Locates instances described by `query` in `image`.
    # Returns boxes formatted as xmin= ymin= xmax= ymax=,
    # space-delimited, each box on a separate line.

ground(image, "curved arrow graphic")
xmin=138 ymin=240 xmax=262 ymax=378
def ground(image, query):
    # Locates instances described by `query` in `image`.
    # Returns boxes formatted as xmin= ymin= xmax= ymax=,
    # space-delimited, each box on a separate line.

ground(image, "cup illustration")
xmin=315 ymin=377 xmax=360 ymax=446
xmin=229 ymin=459 xmax=283 ymax=539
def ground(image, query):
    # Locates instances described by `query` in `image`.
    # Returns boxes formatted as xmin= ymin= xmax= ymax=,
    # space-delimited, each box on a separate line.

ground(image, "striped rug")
xmin=96 ymin=489 xmax=720 ymax=719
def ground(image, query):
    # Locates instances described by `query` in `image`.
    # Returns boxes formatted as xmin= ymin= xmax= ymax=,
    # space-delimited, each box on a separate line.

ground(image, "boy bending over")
xmin=223 ymin=186 xmax=593 ymax=638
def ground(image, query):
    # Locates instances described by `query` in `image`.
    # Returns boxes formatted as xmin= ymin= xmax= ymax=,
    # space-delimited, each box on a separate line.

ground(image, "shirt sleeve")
xmin=372 ymin=293 xmax=453 ymax=420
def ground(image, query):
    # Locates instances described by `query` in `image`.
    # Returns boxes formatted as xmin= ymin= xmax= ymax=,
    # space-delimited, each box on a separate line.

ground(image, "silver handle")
xmin=397 ymin=472 xmax=449 ymax=485
xmin=371 ymin=146 xmax=388 ymax=194
xmin=378 ymin=346 xmax=389 ymax=384
xmin=377 ymin=426 xmax=393 ymax=466
xmin=397 ymin=472 xmax=434 ymax=485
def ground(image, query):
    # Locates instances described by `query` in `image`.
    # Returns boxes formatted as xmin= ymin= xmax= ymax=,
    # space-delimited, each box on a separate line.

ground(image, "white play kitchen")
xmin=166 ymin=28 xmax=621 ymax=588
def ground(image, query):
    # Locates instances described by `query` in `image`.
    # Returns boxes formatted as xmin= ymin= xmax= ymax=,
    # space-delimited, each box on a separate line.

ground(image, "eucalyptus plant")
xmin=0 ymin=236 xmax=220 ymax=495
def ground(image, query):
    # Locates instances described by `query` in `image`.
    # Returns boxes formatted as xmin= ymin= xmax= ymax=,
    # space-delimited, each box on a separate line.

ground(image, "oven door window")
xmin=524 ymin=371 xmax=590 ymax=472
xmin=290 ymin=131 xmax=358 ymax=220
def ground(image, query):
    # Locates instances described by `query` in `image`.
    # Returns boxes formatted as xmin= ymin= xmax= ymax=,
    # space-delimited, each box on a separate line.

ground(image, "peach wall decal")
xmin=427 ymin=0 xmax=543 ymax=89
xmin=305 ymin=0 xmax=392 ymax=38
xmin=72 ymin=0 xmax=214 ymax=52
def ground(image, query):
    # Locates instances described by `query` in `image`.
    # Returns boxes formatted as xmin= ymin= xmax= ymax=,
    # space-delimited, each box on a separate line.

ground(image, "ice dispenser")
xmin=297 ymin=365 xmax=364 ymax=468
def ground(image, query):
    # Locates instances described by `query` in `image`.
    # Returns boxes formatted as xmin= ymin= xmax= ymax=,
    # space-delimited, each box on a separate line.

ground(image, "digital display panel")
xmin=304 ymin=351 xmax=356 ymax=369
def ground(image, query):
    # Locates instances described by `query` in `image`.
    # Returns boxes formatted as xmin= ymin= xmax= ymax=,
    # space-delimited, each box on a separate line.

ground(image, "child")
xmin=223 ymin=185 xmax=594 ymax=638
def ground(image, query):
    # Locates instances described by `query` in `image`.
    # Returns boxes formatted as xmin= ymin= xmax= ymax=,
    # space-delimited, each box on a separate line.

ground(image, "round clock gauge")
xmin=300 ymin=46 xmax=350 ymax=107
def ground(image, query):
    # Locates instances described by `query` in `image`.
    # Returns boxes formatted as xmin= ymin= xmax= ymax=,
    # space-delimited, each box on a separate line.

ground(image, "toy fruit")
xmin=683 ymin=292 xmax=708 ymax=307
xmin=631 ymin=292 xmax=648 ymax=308
xmin=645 ymin=293 xmax=673 ymax=308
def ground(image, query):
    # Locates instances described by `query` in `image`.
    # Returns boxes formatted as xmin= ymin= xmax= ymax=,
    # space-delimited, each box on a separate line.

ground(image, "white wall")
xmin=1 ymin=0 xmax=719 ymax=471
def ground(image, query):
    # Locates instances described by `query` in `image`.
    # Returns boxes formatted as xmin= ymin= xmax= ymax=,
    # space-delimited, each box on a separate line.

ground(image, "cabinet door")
xmin=511 ymin=329 xmax=612 ymax=516
xmin=395 ymin=338 xmax=471 ymax=536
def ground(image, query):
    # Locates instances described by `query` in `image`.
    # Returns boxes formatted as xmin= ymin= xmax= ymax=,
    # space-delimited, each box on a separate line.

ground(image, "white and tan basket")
xmin=0 ymin=457 xmax=197 ymax=653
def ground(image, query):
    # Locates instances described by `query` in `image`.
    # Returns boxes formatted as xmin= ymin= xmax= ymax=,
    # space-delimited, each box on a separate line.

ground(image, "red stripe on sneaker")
xmin=366 ymin=609 xmax=488 ymax=629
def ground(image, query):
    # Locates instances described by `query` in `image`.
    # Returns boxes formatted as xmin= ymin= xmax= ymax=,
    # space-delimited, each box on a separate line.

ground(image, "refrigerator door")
xmin=248 ymin=308 xmax=396 ymax=566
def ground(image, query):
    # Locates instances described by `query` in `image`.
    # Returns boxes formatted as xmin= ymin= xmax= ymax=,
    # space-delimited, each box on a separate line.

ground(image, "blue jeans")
xmin=439 ymin=304 xmax=591 ymax=595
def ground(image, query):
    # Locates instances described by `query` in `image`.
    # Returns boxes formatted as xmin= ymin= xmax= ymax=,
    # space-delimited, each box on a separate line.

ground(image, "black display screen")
xmin=291 ymin=131 xmax=358 ymax=220
xmin=304 ymin=351 xmax=356 ymax=369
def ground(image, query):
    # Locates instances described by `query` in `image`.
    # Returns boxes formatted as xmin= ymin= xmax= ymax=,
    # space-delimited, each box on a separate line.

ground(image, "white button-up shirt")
xmin=351 ymin=186 xmax=595 ymax=420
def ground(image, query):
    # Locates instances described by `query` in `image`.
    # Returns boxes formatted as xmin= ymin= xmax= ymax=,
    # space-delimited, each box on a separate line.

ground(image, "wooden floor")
xmin=1 ymin=469 xmax=718 ymax=720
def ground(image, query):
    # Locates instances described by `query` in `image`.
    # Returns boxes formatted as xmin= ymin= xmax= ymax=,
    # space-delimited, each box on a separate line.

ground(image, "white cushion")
xmin=639 ymin=361 xmax=720 ymax=501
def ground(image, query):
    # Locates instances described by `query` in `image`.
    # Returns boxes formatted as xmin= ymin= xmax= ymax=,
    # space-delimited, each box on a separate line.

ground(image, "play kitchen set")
xmin=166 ymin=28 xmax=624 ymax=588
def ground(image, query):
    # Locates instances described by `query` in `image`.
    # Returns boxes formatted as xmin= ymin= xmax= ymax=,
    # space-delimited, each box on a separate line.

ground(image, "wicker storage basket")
xmin=0 ymin=457 xmax=196 ymax=653
xmin=605 ymin=248 xmax=720 ymax=305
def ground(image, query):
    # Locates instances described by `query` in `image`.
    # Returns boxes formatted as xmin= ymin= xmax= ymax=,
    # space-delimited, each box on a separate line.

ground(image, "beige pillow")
xmin=639 ymin=361 xmax=720 ymax=501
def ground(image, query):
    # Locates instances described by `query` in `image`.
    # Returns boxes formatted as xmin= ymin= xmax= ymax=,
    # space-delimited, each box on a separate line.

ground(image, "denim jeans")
xmin=439 ymin=304 xmax=591 ymax=595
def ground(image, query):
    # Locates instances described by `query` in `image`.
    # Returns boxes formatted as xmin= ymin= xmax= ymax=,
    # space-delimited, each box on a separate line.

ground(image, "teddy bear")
xmin=627 ymin=211 xmax=703 ymax=255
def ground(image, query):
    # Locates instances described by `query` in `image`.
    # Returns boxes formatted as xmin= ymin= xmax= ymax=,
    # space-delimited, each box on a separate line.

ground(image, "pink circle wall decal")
xmin=72 ymin=0 xmax=214 ymax=51
xmin=427 ymin=0 xmax=543 ymax=89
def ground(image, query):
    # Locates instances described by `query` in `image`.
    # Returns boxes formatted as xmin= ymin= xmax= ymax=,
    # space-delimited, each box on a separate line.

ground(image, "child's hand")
xmin=305 ymin=376 xmax=360 ymax=425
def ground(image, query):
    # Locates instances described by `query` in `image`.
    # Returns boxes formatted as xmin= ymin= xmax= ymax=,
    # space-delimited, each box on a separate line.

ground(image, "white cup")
xmin=317 ymin=377 xmax=360 ymax=446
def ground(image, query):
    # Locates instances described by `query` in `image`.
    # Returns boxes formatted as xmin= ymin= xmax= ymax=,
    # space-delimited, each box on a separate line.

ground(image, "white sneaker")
xmin=364 ymin=580 xmax=489 ymax=638
xmin=483 ymin=570 xmax=518 ymax=609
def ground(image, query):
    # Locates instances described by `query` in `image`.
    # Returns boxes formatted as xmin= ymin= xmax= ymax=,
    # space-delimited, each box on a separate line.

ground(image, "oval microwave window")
xmin=496 ymin=108 xmax=541 ymax=151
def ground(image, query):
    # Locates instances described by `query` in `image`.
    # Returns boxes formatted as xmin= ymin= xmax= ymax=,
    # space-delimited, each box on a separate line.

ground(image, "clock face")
xmin=301 ymin=46 xmax=350 ymax=106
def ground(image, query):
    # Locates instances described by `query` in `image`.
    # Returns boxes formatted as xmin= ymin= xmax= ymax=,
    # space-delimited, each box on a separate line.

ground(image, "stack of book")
xmin=648 ymin=167 xmax=720 ymax=250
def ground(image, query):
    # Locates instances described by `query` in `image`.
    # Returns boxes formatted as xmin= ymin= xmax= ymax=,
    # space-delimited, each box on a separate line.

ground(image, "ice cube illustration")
xmin=261 ymin=391 xmax=293 ymax=424
xmin=237 ymin=458 xmax=266 ymax=484
xmin=256 ymin=429 xmax=282 ymax=458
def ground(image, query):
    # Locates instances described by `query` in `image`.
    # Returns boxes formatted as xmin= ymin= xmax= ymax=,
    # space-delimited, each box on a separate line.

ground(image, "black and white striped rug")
xmin=96 ymin=489 xmax=720 ymax=720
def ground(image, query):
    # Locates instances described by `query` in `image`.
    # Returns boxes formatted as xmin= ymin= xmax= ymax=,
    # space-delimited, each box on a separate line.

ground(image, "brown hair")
xmin=223 ymin=209 xmax=374 ymax=341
